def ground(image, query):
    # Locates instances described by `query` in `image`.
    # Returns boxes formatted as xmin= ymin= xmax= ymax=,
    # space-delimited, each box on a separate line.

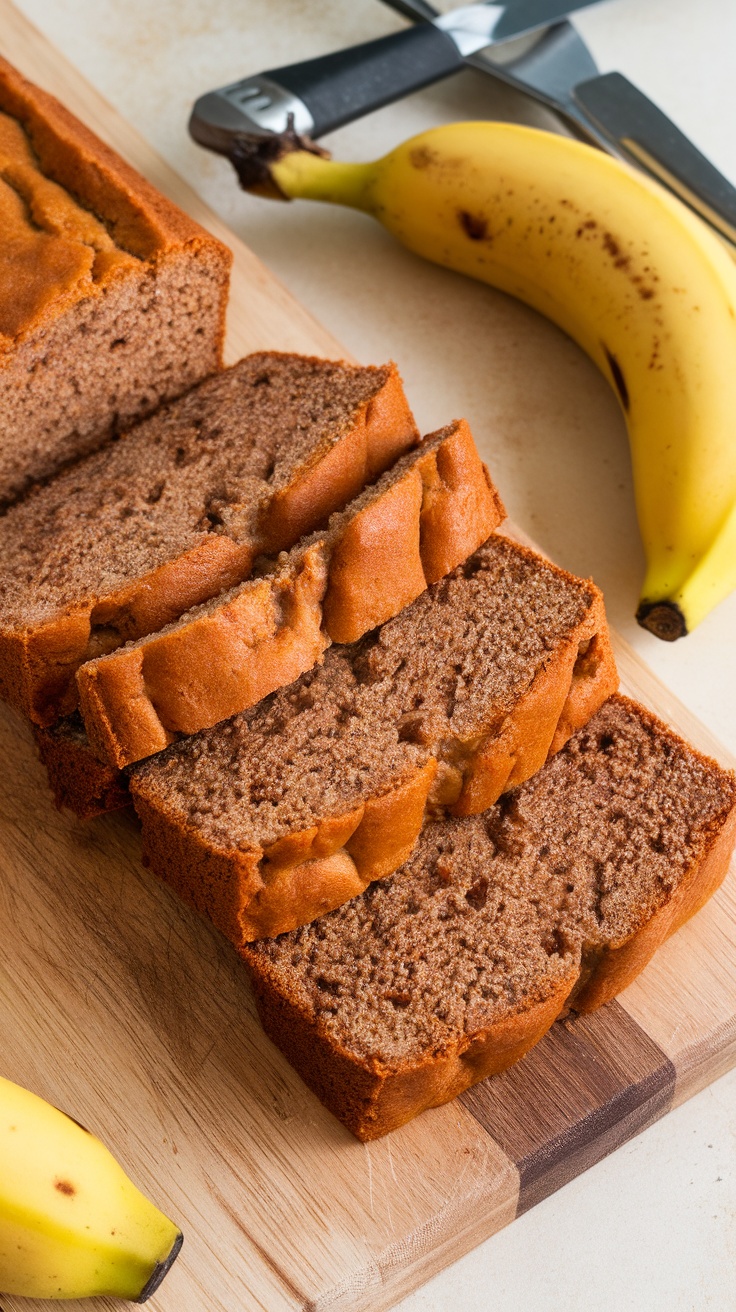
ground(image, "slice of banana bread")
xmin=33 ymin=715 xmax=131 ymax=820
xmin=77 ymin=419 xmax=503 ymax=768
xmin=0 ymin=56 xmax=231 ymax=506
xmin=130 ymin=535 xmax=618 ymax=942
xmin=0 ymin=352 xmax=417 ymax=725
xmin=242 ymin=695 xmax=736 ymax=1140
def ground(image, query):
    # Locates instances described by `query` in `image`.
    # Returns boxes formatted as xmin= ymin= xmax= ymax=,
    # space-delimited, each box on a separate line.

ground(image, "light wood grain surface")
xmin=1 ymin=4 xmax=735 ymax=1310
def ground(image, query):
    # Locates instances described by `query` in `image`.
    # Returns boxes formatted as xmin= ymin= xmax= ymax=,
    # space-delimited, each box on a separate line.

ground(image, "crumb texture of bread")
xmin=130 ymin=535 xmax=618 ymax=942
xmin=77 ymin=419 xmax=503 ymax=768
xmin=243 ymin=695 xmax=736 ymax=1139
xmin=0 ymin=56 xmax=231 ymax=503
xmin=0 ymin=353 xmax=417 ymax=724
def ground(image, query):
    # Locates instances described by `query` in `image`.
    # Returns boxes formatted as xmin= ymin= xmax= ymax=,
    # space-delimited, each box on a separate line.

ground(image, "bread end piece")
xmin=0 ymin=55 xmax=231 ymax=503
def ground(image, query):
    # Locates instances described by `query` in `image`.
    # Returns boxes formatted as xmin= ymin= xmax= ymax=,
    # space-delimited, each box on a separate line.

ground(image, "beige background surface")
xmin=7 ymin=2 xmax=736 ymax=1309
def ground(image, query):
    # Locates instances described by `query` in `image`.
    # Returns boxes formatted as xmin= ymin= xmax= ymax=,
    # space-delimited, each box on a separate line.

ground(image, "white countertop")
xmin=13 ymin=1 xmax=736 ymax=1308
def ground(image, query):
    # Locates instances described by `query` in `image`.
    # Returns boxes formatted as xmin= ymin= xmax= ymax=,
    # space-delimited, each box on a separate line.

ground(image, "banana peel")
xmin=0 ymin=1074 xmax=181 ymax=1301
xmin=231 ymin=121 xmax=736 ymax=641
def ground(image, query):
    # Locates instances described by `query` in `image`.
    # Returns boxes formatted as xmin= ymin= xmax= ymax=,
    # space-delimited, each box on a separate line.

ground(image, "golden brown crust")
xmin=77 ymin=420 xmax=502 ymax=769
xmin=453 ymin=583 xmax=619 ymax=815
xmin=321 ymin=467 xmax=426 ymax=644
xmin=78 ymin=545 xmax=330 ymax=765
xmin=135 ymin=759 xmax=440 ymax=943
xmin=548 ymin=621 xmax=618 ymax=756
xmin=3 ymin=536 xmax=255 ymax=727
xmin=0 ymin=55 xmax=231 ymax=349
xmin=344 ymin=758 xmax=438 ymax=882
xmin=417 ymin=419 xmax=506 ymax=583
xmin=243 ymin=736 xmax=736 ymax=1139
xmin=323 ymin=417 xmax=503 ymax=643
xmin=246 ymin=959 xmax=577 ymax=1141
xmin=259 ymin=363 xmax=419 ymax=551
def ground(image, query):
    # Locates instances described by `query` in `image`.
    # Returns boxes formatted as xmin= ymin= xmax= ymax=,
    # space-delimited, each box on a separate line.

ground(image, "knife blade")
xmin=380 ymin=0 xmax=736 ymax=244
xmin=490 ymin=0 xmax=610 ymax=43
xmin=189 ymin=0 xmax=608 ymax=153
xmin=573 ymin=73 xmax=736 ymax=245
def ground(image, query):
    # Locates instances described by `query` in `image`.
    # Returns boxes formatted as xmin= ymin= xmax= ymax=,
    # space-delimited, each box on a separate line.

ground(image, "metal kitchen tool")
xmin=380 ymin=0 xmax=736 ymax=243
xmin=189 ymin=0 xmax=608 ymax=152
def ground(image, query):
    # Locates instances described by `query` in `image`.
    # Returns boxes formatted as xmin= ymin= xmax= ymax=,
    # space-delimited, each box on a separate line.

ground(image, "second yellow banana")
xmin=0 ymin=1074 xmax=182 ymax=1301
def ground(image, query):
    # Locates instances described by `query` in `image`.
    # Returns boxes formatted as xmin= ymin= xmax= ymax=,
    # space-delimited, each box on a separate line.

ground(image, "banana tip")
xmin=228 ymin=117 xmax=328 ymax=195
xmin=636 ymin=600 xmax=688 ymax=642
xmin=135 ymin=1231 xmax=184 ymax=1303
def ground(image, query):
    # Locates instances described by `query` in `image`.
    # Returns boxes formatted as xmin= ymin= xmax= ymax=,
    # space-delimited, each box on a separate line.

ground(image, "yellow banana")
xmin=238 ymin=122 xmax=736 ymax=640
xmin=0 ymin=1074 xmax=181 ymax=1300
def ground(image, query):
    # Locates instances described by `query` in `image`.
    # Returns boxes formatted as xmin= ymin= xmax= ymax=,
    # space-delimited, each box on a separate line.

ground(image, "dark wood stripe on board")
xmin=460 ymin=1001 xmax=675 ymax=1215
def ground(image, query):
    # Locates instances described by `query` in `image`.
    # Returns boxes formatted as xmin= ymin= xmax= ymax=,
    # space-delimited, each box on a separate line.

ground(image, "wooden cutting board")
xmin=2 ymin=4 xmax=736 ymax=1309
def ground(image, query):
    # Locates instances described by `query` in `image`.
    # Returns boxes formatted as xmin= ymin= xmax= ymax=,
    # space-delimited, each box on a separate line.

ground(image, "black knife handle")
xmin=377 ymin=0 xmax=440 ymax=19
xmin=264 ymin=24 xmax=463 ymax=138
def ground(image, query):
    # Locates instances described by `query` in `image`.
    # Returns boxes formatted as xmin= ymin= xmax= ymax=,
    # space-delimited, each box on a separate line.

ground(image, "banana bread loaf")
xmin=0 ymin=55 xmax=231 ymax=505
xmin=130 ymin=535 xmax=618 ymax=943
xmin=0 ymin=352 xmax=417 ymax=725
xmin=77 ymin=419 xmax=503 ymax=767
xmin=243 ymin=695 xmax=736 ymax=1140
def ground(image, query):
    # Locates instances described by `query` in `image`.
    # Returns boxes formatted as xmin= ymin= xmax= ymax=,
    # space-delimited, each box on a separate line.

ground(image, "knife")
xmin=380 ymin=0 xmax=736 ymax=245
xmin=573 ymin=74 xmax=736 ymax=245
xmin=189 ymin=0 xmax=609 ymax=154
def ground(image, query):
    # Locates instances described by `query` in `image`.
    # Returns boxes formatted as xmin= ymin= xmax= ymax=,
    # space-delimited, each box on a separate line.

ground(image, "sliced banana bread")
xmin=0 ymin=352 xmax=417 ymax=726
xmin=130 ymin=535 xmax=618 ymax=942
xmin=0 ymin=56 xmax=231 ymax=505
xmin=77 ymin=419 xmax=503 ymax=768
xmin=243 ymin=695 xmax=736 ymax=1140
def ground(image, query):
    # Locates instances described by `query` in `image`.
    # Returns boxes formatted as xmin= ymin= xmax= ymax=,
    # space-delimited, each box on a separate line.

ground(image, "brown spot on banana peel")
xmin=459 ymin=210 xmax=489 ymax=241
xmin=602 ymin=346 xmax=630 ymax=412
xmin=602 ymin=231 xmax=625 ymax=262
xmin=636 ymin=600 xmax=688 ymax=642
xmin=410 ymin=145 xmax=435 ymax=170
xmin=412 ymin=147 xmax=467 ymax=175
xmin=228 ymin=117 xmax=329 ymax=197
xmin=574 ymin=219 xmax=657 ymax=297
xmin=54 ymin=1178 xmax=76 ymax=1195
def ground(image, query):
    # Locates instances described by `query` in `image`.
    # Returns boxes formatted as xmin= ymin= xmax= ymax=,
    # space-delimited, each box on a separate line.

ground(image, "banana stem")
xmin=271 ymin=152 xmax=375 ymax=212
